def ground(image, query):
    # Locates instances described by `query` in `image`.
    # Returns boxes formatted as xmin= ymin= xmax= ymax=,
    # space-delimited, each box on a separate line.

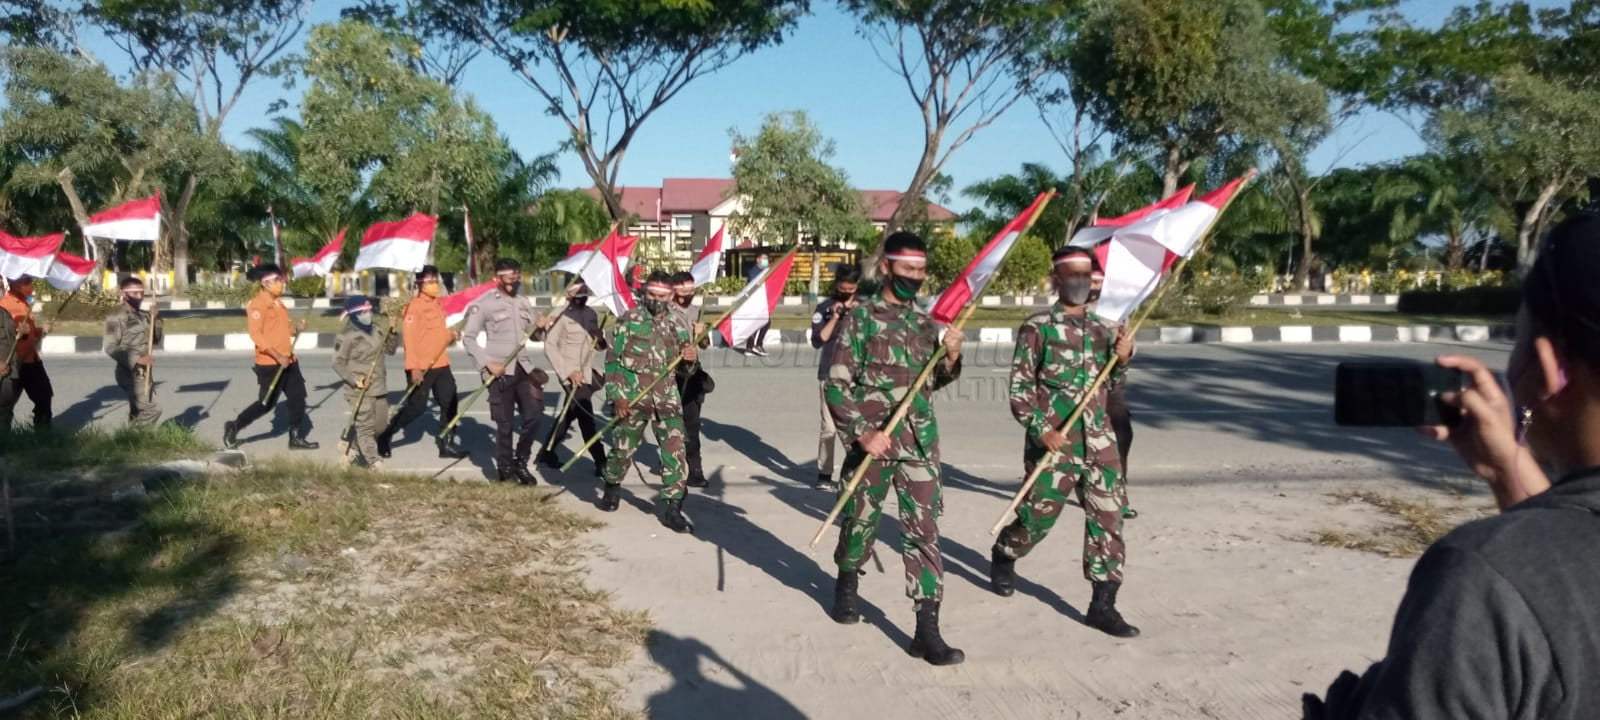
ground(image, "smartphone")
xmin=1335 ymin=361 xmax=1465 ymax=427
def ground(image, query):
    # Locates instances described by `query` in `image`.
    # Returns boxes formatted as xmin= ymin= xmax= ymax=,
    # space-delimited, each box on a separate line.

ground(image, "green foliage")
xmin=0 ymin=422 xmax=211 ymax=472
xmin=186 ymin=281 xmax=257 ymax=306
xmin=38 ymin=290 xmax=121 ymax=322
xmin=287 ymin=276 xmax=325 ymax=297
xmin=1147 ymin=269 xmax=1265 ymax=319
xmin=729 ymin=111 xmax=868 ymax=250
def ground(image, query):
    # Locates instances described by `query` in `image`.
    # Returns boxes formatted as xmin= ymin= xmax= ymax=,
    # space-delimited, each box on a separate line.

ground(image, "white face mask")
xmin=357 ymin=311 xmax=374 ymax=326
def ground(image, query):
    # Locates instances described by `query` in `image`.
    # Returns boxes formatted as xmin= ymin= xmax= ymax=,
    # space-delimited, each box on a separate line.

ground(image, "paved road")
xmin=38 ymin=340 xmax=1506 ymax=486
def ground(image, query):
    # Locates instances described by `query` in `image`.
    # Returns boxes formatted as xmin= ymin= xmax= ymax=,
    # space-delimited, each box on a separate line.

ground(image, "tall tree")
xmin=1369 ymin=153 xmax=1493 ymax=269
xmin=729 ymin=111 xmax=871 ymax=296
xmin=1070 ymin=0 xmax=1298 ymax=197
xmin=5 ymin=0 xmax=312 ymax=287
xmin=0 ymin=47 xmax=232 ymax=274
xmin=845 ymin=0 xmax=1069 ymax=238
xmin=417 ymin=0 xmax=807 ymax=222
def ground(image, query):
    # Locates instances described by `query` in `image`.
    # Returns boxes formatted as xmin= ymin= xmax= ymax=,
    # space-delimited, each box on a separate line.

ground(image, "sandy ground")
xmin=40 ymin=342 xmax=1508 ymax=718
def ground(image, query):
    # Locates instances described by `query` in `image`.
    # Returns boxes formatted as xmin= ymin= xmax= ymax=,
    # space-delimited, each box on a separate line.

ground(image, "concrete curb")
xmin=1248 ymin=293 xmax=1399 ymax=306
xmin=39 ymin=323 xmax=1514 ymax=356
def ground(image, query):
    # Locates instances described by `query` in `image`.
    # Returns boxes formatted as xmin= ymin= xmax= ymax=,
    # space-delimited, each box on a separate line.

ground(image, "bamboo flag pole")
xmin=438 ymin=322 xmax=547 ymax=440
xmin=987 ymin=170 xmax=1256 ymax=536
xmin=559 ymin=245 xmax=803 ymax=472
xmin=807 ymin=192 xmax=1057 ymax=548
xmin=540 ymin=313 xmax=611 ymax=456
xmin=140 ymin=304 xmax=158 ymax=402
xmin=386 ymin=316 xmax=459 ymax=423
xmin=339 ymin=319 xmax=401 ymax=459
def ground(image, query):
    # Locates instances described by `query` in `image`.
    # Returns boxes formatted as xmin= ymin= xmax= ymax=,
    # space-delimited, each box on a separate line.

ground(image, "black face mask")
xmin=675 ymin=294 xmax=693 ymax=307
xmin=889 ymin=273 xmax=923 ymax=301
xmin=125 ymin=294 xmax=143 ymax=310
xmin=1061 ymin=276 xmax=1093 ymax=306
xmin=642 ymin=298 xmax=668 ymax=315
xmin=833 ymin=291 xmax=854 ymax=303
xmin=500 ymin=280 xmax=521 ymax=296
xmin=569 ymin=296 xmax=588 ymax=308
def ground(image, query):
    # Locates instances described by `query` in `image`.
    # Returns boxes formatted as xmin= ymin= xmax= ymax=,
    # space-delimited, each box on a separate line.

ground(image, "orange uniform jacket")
xmin=246 ymin=292 xmax=293 ymax=366
xmin=403 ymin=295 xmax=451 ymax=371
xmin=1 ymin=293 xmax=40 ymax=364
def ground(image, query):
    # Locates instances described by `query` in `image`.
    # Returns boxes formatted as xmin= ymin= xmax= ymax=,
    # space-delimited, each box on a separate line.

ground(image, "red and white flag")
xmin=582 ymin=230 xmax=639 ymax=318
xmin=1068 ymin=185 xmax=1194 ymax=248
xmin=720 ymin=249 xmax=796 ymax=346
xmin=355 ymin=213 xmax=436 ymax=272
xmin=551 ymin=230 xmax=638 ymax=275
xmin=84 ymin=195 xmax=161 ymax=242
xmin=930 ymin=191 xmax=1055 ymax=325
xmin=46 ymin=251 xmax=97 ymax=291
xmin=690 ymin=226 xmax=726 ymax=287
xmin=291 ymin=230 xmax=344 ymax=279
xmin=1090 ymin=172 xmax=1253 ymax=323
xmin=0 ymin=230 xmax=65 ymax=280
xmin=440 ymin=281 xmax=497 ymax=327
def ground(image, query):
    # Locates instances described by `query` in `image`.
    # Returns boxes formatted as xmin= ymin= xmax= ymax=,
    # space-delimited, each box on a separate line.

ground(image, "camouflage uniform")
xmin=103 ymin=304 xmax=164 ymax=426
xmin=333 ymin=322 xmax=400 ymax=465
xmin=997 ymin=304 xmax=1129 ymax=584
xmin=826 ymin=298 xmax=961 ymax=602
xmin=604 ymin=305 xmax=692 ymax=500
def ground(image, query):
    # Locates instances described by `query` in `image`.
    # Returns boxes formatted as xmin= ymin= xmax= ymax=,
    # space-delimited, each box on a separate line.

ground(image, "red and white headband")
xmin=1054 ymin=255 xmax=1093 ymax=267
xmin=258 ymin=272 xmax=283 ymax=282
xmin=883 ymin=250 xmax=927 ymax=262
xmin=341 ymin=302 xmax=373 ymax=317
xmin=645 ymin=281 xmax=673 ymax=292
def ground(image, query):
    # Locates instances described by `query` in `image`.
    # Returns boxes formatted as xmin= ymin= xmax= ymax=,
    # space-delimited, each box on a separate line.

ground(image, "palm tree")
xmin=244 ymin=117 xmax=374 ymax=263
xmin=1370 ymin=154 xmax=1492 ymax=270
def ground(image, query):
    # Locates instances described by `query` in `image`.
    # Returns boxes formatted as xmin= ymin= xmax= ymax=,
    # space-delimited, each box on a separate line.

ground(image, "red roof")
xmin=586 ymin=179 xmax=957 ymax=222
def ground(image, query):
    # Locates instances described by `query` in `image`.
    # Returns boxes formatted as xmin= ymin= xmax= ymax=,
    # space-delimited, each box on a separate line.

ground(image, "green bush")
xmin=39 ymin=291 xmax=121 ymax=322
xmin=990 ymin=235 xmax=1051 ymax=294
xmin=1396 ymin=286 xmax=1521 ymax=315
xmin=186 ymin=282 xmax=256 ymax=306
xmin=1147 ymin=271 xmax=1259 ymax=320
xmin=287 ymin=276 xmax=325 ymax=297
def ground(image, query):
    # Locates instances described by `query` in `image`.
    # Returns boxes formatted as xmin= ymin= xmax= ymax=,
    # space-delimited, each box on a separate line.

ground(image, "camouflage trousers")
xmin=342 ymin=386 xmax=388 ymax=466
xmin=996 ymin=429 xmax=1128 ymax=584
xmin=833 ymin=453 xmax=945 ymax=602
xmin=114 ymin=364 xmax=163 ymax=427
xmin=603 ymin=406 xmax=688 ymax=501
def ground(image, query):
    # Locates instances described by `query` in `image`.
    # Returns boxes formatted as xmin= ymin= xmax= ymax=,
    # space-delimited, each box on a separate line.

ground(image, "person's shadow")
xmin=55 ymin=385 xmax=125 ymax=428
xmin=642 ymin=630 xmax=806 ymax=720
xmin=700 ymin=418 xmax=804 ymax=481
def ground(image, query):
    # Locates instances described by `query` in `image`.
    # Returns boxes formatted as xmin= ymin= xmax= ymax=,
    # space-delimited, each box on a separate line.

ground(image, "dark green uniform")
xmin=604 ymin=304 xmax=692 ymax=500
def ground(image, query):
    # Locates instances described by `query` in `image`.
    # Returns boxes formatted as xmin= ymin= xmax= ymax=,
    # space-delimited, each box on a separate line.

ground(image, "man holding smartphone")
xmin=1306 ymin=213 xmax=1600 ymax=718
xmin=810 ymin=264 xmax=861 ymax=493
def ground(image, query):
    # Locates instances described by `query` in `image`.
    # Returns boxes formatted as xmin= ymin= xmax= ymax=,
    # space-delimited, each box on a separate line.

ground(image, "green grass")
xmin=0 ymin=424 xmax=212 ymax=476
xmin=1 ymin=459 xmax=649 ymax=719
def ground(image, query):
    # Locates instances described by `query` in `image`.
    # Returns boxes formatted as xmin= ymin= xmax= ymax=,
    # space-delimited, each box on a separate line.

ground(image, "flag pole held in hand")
xmin=559 ymin=246 xmax=802 ymax=472
xmin=141 ymin=302 xmax=157 ymax=403
xmin=987 ymin=171 xmax=1255 ymax=536
xmin=340 ymin=319 xmax=400 ymax=459
xmin=809 ymin=191 xmax=1057 ymax=549
xmin=541 ymin=313 xmax=610 ymax=457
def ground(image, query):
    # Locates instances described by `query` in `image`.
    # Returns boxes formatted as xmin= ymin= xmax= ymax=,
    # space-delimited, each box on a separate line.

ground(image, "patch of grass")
xmin=1 ymin=459 xmax=648 ymax=719
xmin=0 ymin=424 xmax=211 ymax=475
xmin=1313 ymin=490 xmax=1456 ymax=558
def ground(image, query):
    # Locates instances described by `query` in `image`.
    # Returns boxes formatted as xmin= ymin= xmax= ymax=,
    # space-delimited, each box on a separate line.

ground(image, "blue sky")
xmin=88 ymin=2 xmax=1520 ymax=214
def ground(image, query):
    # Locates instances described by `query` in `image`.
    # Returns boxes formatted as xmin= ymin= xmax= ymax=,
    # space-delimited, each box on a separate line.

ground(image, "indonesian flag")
xmin=582 ymin=230 xmax=638 ymax=318
xmin=551 ymin=230 xmax=638 ymax=275
xmin=291 ymin=230 xmax=344 ymax=279
xmin=84 ymin=195 xmax=161 ymax=242
xmin=720 ymin=249 xmax=796 ymax=346
xmin=46 ymin=251 xmax=96 ymax=291
xmin=930 ymin=191 xmax=1055 ymax=324
xmin=1090 ymin=172 xmax=1254 ymax=323
xmin=690 ymin=226 xmax=726 ymax=287
xmin=441 ymin=281 xmax=497 ymax=327
xmin=0 ymin=230 xmax=65 ymax=280
xmin=1069 ymin=185 xmax=1194 ymax=247
xmin=354 ymin=213 xmax=436 ymax=272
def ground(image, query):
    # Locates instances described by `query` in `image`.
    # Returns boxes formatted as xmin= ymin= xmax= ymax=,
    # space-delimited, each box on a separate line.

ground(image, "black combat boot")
xmin=831 ymin=570 xmax=861 ymax=624
xmin=686 ymin=459 xmax=708 ymax=488
xmin=597 ymin=483 xmax=621 ymax=512
xmin=437 ymin=432 xmax=468 ymax=459
xmin=376 ymin=429 xmax=394 ymax=458
xmin=222 ymin=421 xmax=240 ymax=449
xmin=495 ymin=467 xmax=514 ymax=483
xmin=989 ymin=547 xmax=1016 ymax=597
xmin=512 ymin=456 xmax=539 ymax=486
xmin=536 ymin=448 xmax=562 ymax=468
xmin=592 ymin=450 xmax=608 ymax=480
xmin=658 ymin=498 xmax=692 ymax=533
xmin=1085 ymin=581 xmax=1140 ymax=638
xmin=288 ymin=427 xmax=319 ymax=450
xmin=907 ymin=600 xmax=965 ymax=666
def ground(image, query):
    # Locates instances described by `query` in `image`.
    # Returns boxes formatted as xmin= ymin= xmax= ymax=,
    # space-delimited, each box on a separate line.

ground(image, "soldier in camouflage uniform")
xmin=827 ymin=231 xmax=966 ymax=666
xmin=103 ymin=277 xmax=164 ymax=426
xmin=991 ymin=246 xmax=1139 ymax=638
xmin=600 ymin=271 xmax=697 ymax=533
xmin=332 ymin=296 xmax=400 ymax=469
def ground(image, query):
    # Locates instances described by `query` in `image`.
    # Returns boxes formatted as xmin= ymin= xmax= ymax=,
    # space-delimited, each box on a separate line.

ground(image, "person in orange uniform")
xmin=222 ymin=264 xmax=318 ymax=450
xmin=378 ymin=265 xmax=467 ymax=459
xmin=0 ymin=274 xmax=53 ymax=431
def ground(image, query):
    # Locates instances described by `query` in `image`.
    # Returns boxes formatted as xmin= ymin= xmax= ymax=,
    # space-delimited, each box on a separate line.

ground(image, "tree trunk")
xmin=1292 ymin=185 xmax=1317 ymax=291
xmin=1445 ymin=228 xmax=1465 ymax=270
xmin=1163 ymin=144 xmax=1183 ymax=198
xmin=1517 ymin=180 xmax=1563 ymax=270
xmin=54 ymin=168 xmax=108 ymax=292
xmin=172 ymin=175 xmax=199 ymax=292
